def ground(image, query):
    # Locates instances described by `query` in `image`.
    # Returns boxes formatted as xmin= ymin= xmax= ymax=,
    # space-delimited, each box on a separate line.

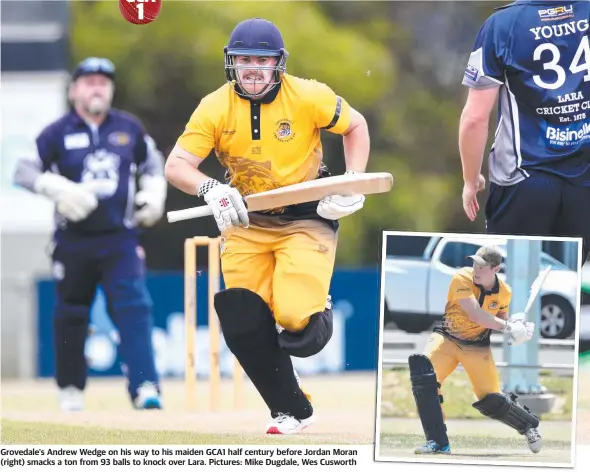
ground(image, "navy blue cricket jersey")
xmin=463 ymin=0 xmax=590 ymax=186
xmin=17 ymin=108 xmax=163 ymax=235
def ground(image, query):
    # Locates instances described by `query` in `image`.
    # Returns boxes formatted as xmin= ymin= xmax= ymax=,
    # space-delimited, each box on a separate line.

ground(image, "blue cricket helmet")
xmin=224 ymin=18 xmax=289 ymax=98
xmin=72 ymin=57 xmax=116 ymax=82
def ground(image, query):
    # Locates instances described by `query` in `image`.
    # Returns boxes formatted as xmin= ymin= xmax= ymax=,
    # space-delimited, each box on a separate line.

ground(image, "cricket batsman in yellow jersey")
xmin=164 ymin=18 xmax=370 ymax=434
xmin=409 ymin=246 xmax=542 ymax=455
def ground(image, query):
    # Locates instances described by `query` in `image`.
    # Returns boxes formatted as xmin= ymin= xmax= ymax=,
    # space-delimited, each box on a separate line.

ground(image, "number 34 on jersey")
xmin=531 ymin=19 xmax=590 ymax=90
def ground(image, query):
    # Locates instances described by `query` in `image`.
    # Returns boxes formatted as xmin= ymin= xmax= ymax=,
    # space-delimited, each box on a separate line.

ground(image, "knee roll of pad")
xmin=408 ymin=354 xmax=449 ymax=447
xmin=278 ymin=308 xmax=333 ymax=358
xmin=214 ymin=288 xmax=276 ymax=340
xmin=473 ymin=392 xmax=539 ymax=434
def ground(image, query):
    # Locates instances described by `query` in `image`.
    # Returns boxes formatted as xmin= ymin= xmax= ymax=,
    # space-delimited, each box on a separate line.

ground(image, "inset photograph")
xmin=375 ymin=232 xmax=582 ymax=468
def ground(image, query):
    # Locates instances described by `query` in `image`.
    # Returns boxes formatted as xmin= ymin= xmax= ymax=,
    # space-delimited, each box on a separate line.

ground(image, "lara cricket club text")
xmin=538 ymin=92 xmax=590 ymax=144
xmin=536 ymin=92 xmax=589 ymax=118
xmin=535 ymin=90 xmax=590 ymax=145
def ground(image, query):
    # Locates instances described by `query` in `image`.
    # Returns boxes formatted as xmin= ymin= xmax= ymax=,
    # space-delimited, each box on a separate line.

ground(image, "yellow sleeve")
xmin=176 ymin=98 xmax=217 ymax=158
xmin=311 ymin=81 xmax=351 ymax=134
xmin=449 ymin=273 xmax=475 ymax=301
xmin=499 ymin=286 xmax=512 ymax=312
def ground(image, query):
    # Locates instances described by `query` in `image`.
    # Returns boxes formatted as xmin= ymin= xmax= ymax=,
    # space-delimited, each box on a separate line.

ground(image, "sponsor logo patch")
xmin=538 ymin=5 xmax=574 ymax=21
xmin=464 ymin=64 xmax=479 ymax=82
xmin=64 ymin=133 xmax=90 ymax=150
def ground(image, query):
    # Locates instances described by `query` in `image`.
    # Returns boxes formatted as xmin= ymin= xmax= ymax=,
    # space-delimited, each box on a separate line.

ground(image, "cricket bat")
xmin=523 ymin=265 xmax=552 ymax=318
xmin=167 ymin=172 xmax=394 ymax=223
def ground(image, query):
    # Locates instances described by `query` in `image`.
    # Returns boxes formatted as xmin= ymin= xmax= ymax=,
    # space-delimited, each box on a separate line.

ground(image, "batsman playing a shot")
xmin=13 ymin=57 xmax=166 ymax=411
xmin=165 ymin=17 xmax=370 ymax=434
xmin=409 ymin=245 xmax=541 ymax=455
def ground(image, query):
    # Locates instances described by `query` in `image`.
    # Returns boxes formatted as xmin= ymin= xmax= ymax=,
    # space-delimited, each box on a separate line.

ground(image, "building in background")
xmin=1 ymin=0 xmax=70 ymax=378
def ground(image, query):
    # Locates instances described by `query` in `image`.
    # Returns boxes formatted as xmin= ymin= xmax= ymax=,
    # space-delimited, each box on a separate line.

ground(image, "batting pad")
xmin=408 ymin=354 xmax=449 ymax=447
xmin=472 ymin=392 xmax=540 ymax=434
xmin=214 ymin=288 xmax=313 ymax=419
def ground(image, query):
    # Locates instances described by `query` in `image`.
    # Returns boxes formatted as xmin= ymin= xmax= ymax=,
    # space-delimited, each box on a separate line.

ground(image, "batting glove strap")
xmin=197 ymin=178 xmax=221 ymax=198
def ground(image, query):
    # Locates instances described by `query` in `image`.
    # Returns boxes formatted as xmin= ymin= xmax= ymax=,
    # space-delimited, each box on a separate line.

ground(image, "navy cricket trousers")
xmin=50 ymin=229 xmax=159 ymax=400
xmin=485 ymin=171 xmax=590 ymax=264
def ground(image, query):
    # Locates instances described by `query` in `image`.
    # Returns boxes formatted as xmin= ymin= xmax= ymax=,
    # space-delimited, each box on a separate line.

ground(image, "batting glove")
xmin=502 ymin=319 xmax=529 ymax=346
xmin=198 ymin=179 xmax=249 ymax=233
xmin=524 ymin=321 xmax=535 ymax=342
xmin=507 ymin=312 xmax=535 ymax=343
xmin=316 ymin=171 xmax=365 ymax=220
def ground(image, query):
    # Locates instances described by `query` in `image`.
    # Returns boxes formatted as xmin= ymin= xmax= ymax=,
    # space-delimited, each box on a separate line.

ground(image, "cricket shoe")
xmin=524 ymin=427 xmax=542 ymax=453
xmin=266 ymin=413 xmax=315 ymax=435
xmin=134 ymin=382 xmax=163 ymax=410
xmin=59 ymin=386 xmax=84 ymax=412
xmin=414 ymin=440 xmax=451 ymax=455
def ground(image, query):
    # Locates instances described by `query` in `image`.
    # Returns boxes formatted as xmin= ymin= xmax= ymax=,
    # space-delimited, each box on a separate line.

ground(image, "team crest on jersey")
xmin=274 ymin=119 xmax=296 ymax=142
xmin=464 ymin=64 xmax=479 ymax=82
xmin=488 ymin=301 xmax=498 ymax=310
xmin=538 ymin=5 xmax=574 ymax=21
xmin=108 ymin=131 xmax=131 ymax=146
xmin=81 ymin=149 xmax=121 ymax=199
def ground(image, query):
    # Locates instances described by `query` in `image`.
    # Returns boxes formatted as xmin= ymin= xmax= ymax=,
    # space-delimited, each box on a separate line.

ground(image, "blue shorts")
xmin=485 ymin=171 xmax=590 ymax=263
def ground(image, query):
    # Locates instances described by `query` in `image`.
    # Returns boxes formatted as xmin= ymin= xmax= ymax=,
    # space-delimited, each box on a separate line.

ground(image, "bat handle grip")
xmin=167 ymin=205 xmax=213 ymax=223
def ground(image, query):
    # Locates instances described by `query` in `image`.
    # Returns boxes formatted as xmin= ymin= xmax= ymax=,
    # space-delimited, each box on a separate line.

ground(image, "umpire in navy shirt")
xmin=13 ymin=57 xmax=167 ymax=411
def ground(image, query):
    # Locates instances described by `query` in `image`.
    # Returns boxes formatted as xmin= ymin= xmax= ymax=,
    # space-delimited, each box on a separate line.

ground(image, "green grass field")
xmin=0 ymin=419 xmax=361 ymax=446
xmin=378 ymin=425 xmax=572 ymax=465
xmin=1 ymin=374 xmax=375 ymax=446
xmin=374 ymin=368 xmax=579 ymax=465
xmin=2 ymin=365 xmax=587 ymax=467
xmin=379 ymin=368 xmax=575 ymax=421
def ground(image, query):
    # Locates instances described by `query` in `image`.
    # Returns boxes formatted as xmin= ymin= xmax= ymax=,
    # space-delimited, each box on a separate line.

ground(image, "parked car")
xmin=382 ymin=236 xmax=579 ymax=339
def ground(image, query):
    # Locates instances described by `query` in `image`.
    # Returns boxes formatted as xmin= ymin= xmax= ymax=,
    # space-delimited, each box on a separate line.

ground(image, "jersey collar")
xmin=475 ymin=274 xmax=500 ymax=295
xmin=67 ymin=107 xmax=114 ymax=128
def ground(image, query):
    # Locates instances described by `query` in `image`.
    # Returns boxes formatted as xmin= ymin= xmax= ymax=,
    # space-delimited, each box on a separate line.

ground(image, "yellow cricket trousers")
xmin=219 ymin=217 xmax=338 ymax=332
xmin=424 ymin=332 xmax=501 ymax=402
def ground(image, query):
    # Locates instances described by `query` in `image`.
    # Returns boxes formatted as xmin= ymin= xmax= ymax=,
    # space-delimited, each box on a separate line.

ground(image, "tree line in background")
xmin=71 ymin=1 xmax=498 ymax=269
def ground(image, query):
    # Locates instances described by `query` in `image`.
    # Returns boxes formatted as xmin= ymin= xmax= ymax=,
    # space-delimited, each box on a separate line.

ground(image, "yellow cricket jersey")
xmin=434 ymin=268 xmax=512 ymax=346
xmin=175 ymin=73 xmax=352 ymax=219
